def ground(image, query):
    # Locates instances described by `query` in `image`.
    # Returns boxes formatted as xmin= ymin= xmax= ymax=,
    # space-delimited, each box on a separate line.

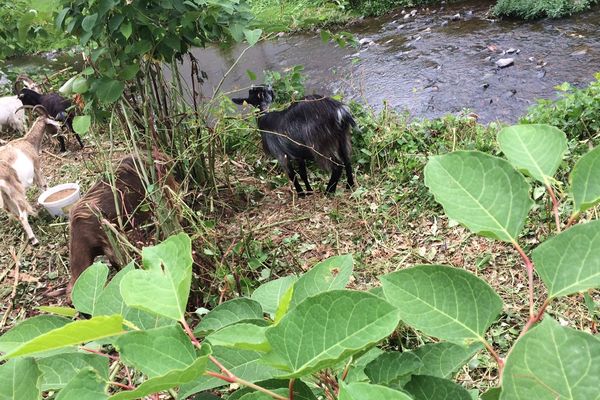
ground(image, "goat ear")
xmin=231 ymin=97 xmax=247 ymax=105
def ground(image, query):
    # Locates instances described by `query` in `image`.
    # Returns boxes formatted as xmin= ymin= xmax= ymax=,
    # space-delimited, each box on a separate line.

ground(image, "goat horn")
xmin=32 ymin=105 xmax=50 ymax=117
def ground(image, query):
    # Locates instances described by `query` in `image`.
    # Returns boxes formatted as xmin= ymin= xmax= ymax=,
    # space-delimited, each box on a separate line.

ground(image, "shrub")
xmin=493 ymin=0 xmax=598 ymax=19
xmin=522 ymin=73 xmax=600 ymax=139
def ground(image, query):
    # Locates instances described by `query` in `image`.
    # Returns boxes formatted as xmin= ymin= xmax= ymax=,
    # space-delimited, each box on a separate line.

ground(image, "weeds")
xmin=493 ymin=0 xmax=599 ymax=19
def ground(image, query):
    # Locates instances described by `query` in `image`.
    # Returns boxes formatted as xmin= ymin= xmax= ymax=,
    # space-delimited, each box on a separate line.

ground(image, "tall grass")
xmin=493 ymin=0 xmax=598 ymax=19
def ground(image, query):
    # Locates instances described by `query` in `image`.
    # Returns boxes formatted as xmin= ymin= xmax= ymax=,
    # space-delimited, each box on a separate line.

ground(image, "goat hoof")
xmin=30 ymin=238 xmax=39 ymax=246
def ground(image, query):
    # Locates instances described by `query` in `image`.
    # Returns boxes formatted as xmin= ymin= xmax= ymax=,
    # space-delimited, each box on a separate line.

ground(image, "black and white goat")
xmin=18 ymin=88 xmax=84 ymax=152
xmin=232 ymin=86 xmax=355 ymax=195
xmin=0 ymin=75 xmax=40 ymax=135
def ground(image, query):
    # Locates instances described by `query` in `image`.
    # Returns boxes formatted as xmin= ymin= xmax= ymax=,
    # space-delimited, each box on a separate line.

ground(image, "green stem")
xmin=205 ymin=371 xmax=288 ymax=400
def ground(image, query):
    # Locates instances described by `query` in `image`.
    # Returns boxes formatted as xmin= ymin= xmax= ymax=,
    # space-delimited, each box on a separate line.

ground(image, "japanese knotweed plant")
xmin=1 ymin=124 xmax=599 ymax=399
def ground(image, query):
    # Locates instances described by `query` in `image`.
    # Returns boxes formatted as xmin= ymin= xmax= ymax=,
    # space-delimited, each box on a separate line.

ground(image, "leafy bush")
xmin=523 ymin=73 xmax=600 ymax=139
xmin=2 ymin=125 xmax=599 ymax=399
xmin=493 ymin=0 xmax=598 ymax=19
xmin=264 ymin=65 xmax=306 ymax=105
xmin=0 ymin=0 xmax=74 ymax=59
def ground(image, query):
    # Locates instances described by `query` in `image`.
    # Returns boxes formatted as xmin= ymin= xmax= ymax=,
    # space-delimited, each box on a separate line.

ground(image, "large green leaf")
xmin=110 ymin=346 xmax=210 ymax=400
xmin=194 ymin=298 xmax=264 ymax=335
xmin=339 ymin=382 xmax=413 ymax=400
xmin=2 ymin=315 xmax=124 ymax=359
xmin=571 ymin=146 xmax=600 ymax=213
xmin=290 ymin=254 xmax=353 ymax=308
xmin=178 ymin=347 xmax=290 ymax=397
xmin=404 ymin=375 xmax=472 ymax=400
xmin=206 ymin=323 xmax=270 ymax=352
xmin=38 ymin=353 xmax=108 ymax=390
xmin=533 ymin=220 xmax=600 ymax=298
xmin=72 ymin=115 xmax=91 ymax=135
xmin=94 ymin=264 xmax=174 ymax=330
xmin=364 ymin=351 xmax=422 ymax=385
xmin=0 ymin=358 xmax=41 ymax=400
xmin=95 ymin=78 xmax=125 ymax=104
xmin=121 ymin=233 xmax=193 ymax=321
xmin=424 ymin=151 xmax=533 ymax=242
xmin=0 ymin=315 xmax=70 ymax=355
xmin=502 ymin=318 xmax=600 ymax=400
xmin=251 ymin=276 xmax=298 ymax=315
xmin=265 ymin=290 xmax=400 ymax=377
xmin=55 ymin=368 xmax=107 ymax=400
xmin=497 ymin=124 xmax=567 ymax=185
xmin=411 ymin=342 xmax=481 ymax=379
xmin=381 ymin=265 xmax=503 ymax=345
xmin=72 ymin=262 xmax=109 ymax=315
xmin=343 ymin=347 xmax=384 ymax=383
xmin=115 ymin=325 xmax=196 ymax=378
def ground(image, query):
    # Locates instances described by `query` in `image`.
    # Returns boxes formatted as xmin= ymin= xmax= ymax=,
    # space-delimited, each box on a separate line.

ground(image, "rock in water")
xmin=496 ymin=58 xmax=514 ymax=68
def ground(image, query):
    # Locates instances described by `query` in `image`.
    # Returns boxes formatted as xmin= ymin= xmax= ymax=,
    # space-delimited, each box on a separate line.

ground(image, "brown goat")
xmin=67 ymin=152 xmax=178 ymax=293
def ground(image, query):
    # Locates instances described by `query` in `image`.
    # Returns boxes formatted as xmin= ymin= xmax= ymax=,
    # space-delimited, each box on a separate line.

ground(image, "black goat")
xmin=18 ymin=88 xmax=84 ymax=152
xmin=232 ymin=86 xmax=355 ymax=195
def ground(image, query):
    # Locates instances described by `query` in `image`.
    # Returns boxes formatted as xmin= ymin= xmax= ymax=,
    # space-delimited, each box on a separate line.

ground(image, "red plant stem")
xmin=109 ymin=381 xmax=135 ymax=391
xmin=205 ymin=371 xmax=288 ymax=400
xmin=289 ymin=378 xmax=295 ymax=400
xmin=124 ymin=365 xmax=132 ymax=387
xmin=512 ymin=241 xmax=536 ymax=318
xmin=80 ymin=347 xmax=119 ymax=361
xmin=482 ymin=340 xmax=505 ymax=379
xmin=546 ymin=185 xmax=561 ymax=233
xmin=181 ymin=317 xmax=285 ymax=400
xmin=519 ymin=298 xmax=551 ymax=339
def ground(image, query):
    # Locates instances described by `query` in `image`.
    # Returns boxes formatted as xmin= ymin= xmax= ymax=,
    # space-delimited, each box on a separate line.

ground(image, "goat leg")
xmin=297 ymin=160 xmax=313 ymax=194
xmin=57 ymin=135 xmax=67 ymax=152
xmin=74 ymin=133 xmax=84 ymax=149
xmin=325 ymin=166 xmax=343 ymax=194
xmin=17 ymin=209 xmax=38 ymax=245
xmin=33 ymin=166 xmax=47 ymax=191
xmin=280 ymin=156 xmax=304 ymax=195
xmin=345 ymin=162 xmax=355 ymax=189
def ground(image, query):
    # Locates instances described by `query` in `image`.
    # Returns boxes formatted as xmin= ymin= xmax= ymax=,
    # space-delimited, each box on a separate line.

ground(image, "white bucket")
xmin=38 ymin=183 xmax=81 ymax=217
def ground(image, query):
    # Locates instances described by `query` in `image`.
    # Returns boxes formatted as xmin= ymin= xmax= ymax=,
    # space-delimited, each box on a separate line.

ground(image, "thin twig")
xmin=204 ymin=371 xmax=288 ymax=400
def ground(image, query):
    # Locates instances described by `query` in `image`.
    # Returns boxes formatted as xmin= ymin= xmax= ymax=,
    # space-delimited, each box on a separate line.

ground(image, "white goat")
xmin=0 ymin=75 xmax=41 ymax=134
xmin=0 ymin=105 xmax=60 ymax=244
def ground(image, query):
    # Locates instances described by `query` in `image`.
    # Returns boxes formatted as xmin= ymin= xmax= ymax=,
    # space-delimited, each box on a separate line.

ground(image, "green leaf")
xmin=251 ymin=276 xmax=297 ymax=315
xmin=37 ymin=306 xmax=77 ymax=318
xmin=2 ymin=315 xmax=124 ymax=360
xmin=381 ymin=265 xmax=503 ymax=345
xmin=481 ymin=388 xmax=501 ymax=400
xmin=115 ymin=325 xmax=196 ymax=378
xmin=72 ymin=262 xmax=108 ymax=315
xmin=121 ymin=233 xmax=193 ymax=321
xmin=339 ymin=382 xmax=413 ymax=400
xmin=424 ymin=151 xmax=533 ymax=242
xmin=206 ymin=323 xmax=270 ymax=352
xmin=229 ymin=379 xmax=316 ymax=400
xmin=0 ymin=358 xmax=41 ymax=400
xmin=364 ymin=351 xmax=422 ymax=385
xmin=239 ymin=389 xmax=288 ymax=400
xmin=119 ymin=21 xmax=132 ymax=39
xmin=412 ymin=342 xmax=482 ymax=379
xmin=498 ymin=124 xmax=567 ymax=185
xmin=246 ymin=69 xmax=257 ymax=81
xmin=59 ymin=75 xmax=77 ymax=95
xmin=178 ymin=346 xmax=284 ymax=397
xmin=110 ymin=346 xmax=211 ymax=400
xmin=95 ymin=78 xmax=125 ymax=104
xmin=533 ymin=220 xmax=600 ymax=298
xmin=404 ymin=375 xmax=472 ymax=399
xmin=38 ymin=353 xmax=108 ymax=390
xmin=243 ymin=29 xmax=262 ymax=46
xmin=72 ymin=116 xmax=92 ymax=136
xmin=290 ymin=254 xmax=353 ymax=308
xmin=273 ymin=284 xmax=293 ymax=324
xmin=93 ymin=264 xmax=174 ymax=329
xmin=56 ymin=8 xmax=69 ymax=30
xmin=343 ymin=347 xmax=384 ymax=383
xmin=502 ymin=318 xmax=600 ymax=400
xmin=72 ymin=77 xmax=90 ymax=94
xmin=55 ymin=368 xmax=107 ymax=400
xmin=320 ymin=30 xmax=331 ymax=43
xmin=0 ymin=315 xmax=70 ymax=355
xmin=571 ymin=146 xmax=600 ymax=213
xmin=265 ymin=290 xmax=400 ymax=377
xmin=81 ymin=13 xmax=98 ymax=33
xmin=194 ymin=298 xmax=263 ymax=335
